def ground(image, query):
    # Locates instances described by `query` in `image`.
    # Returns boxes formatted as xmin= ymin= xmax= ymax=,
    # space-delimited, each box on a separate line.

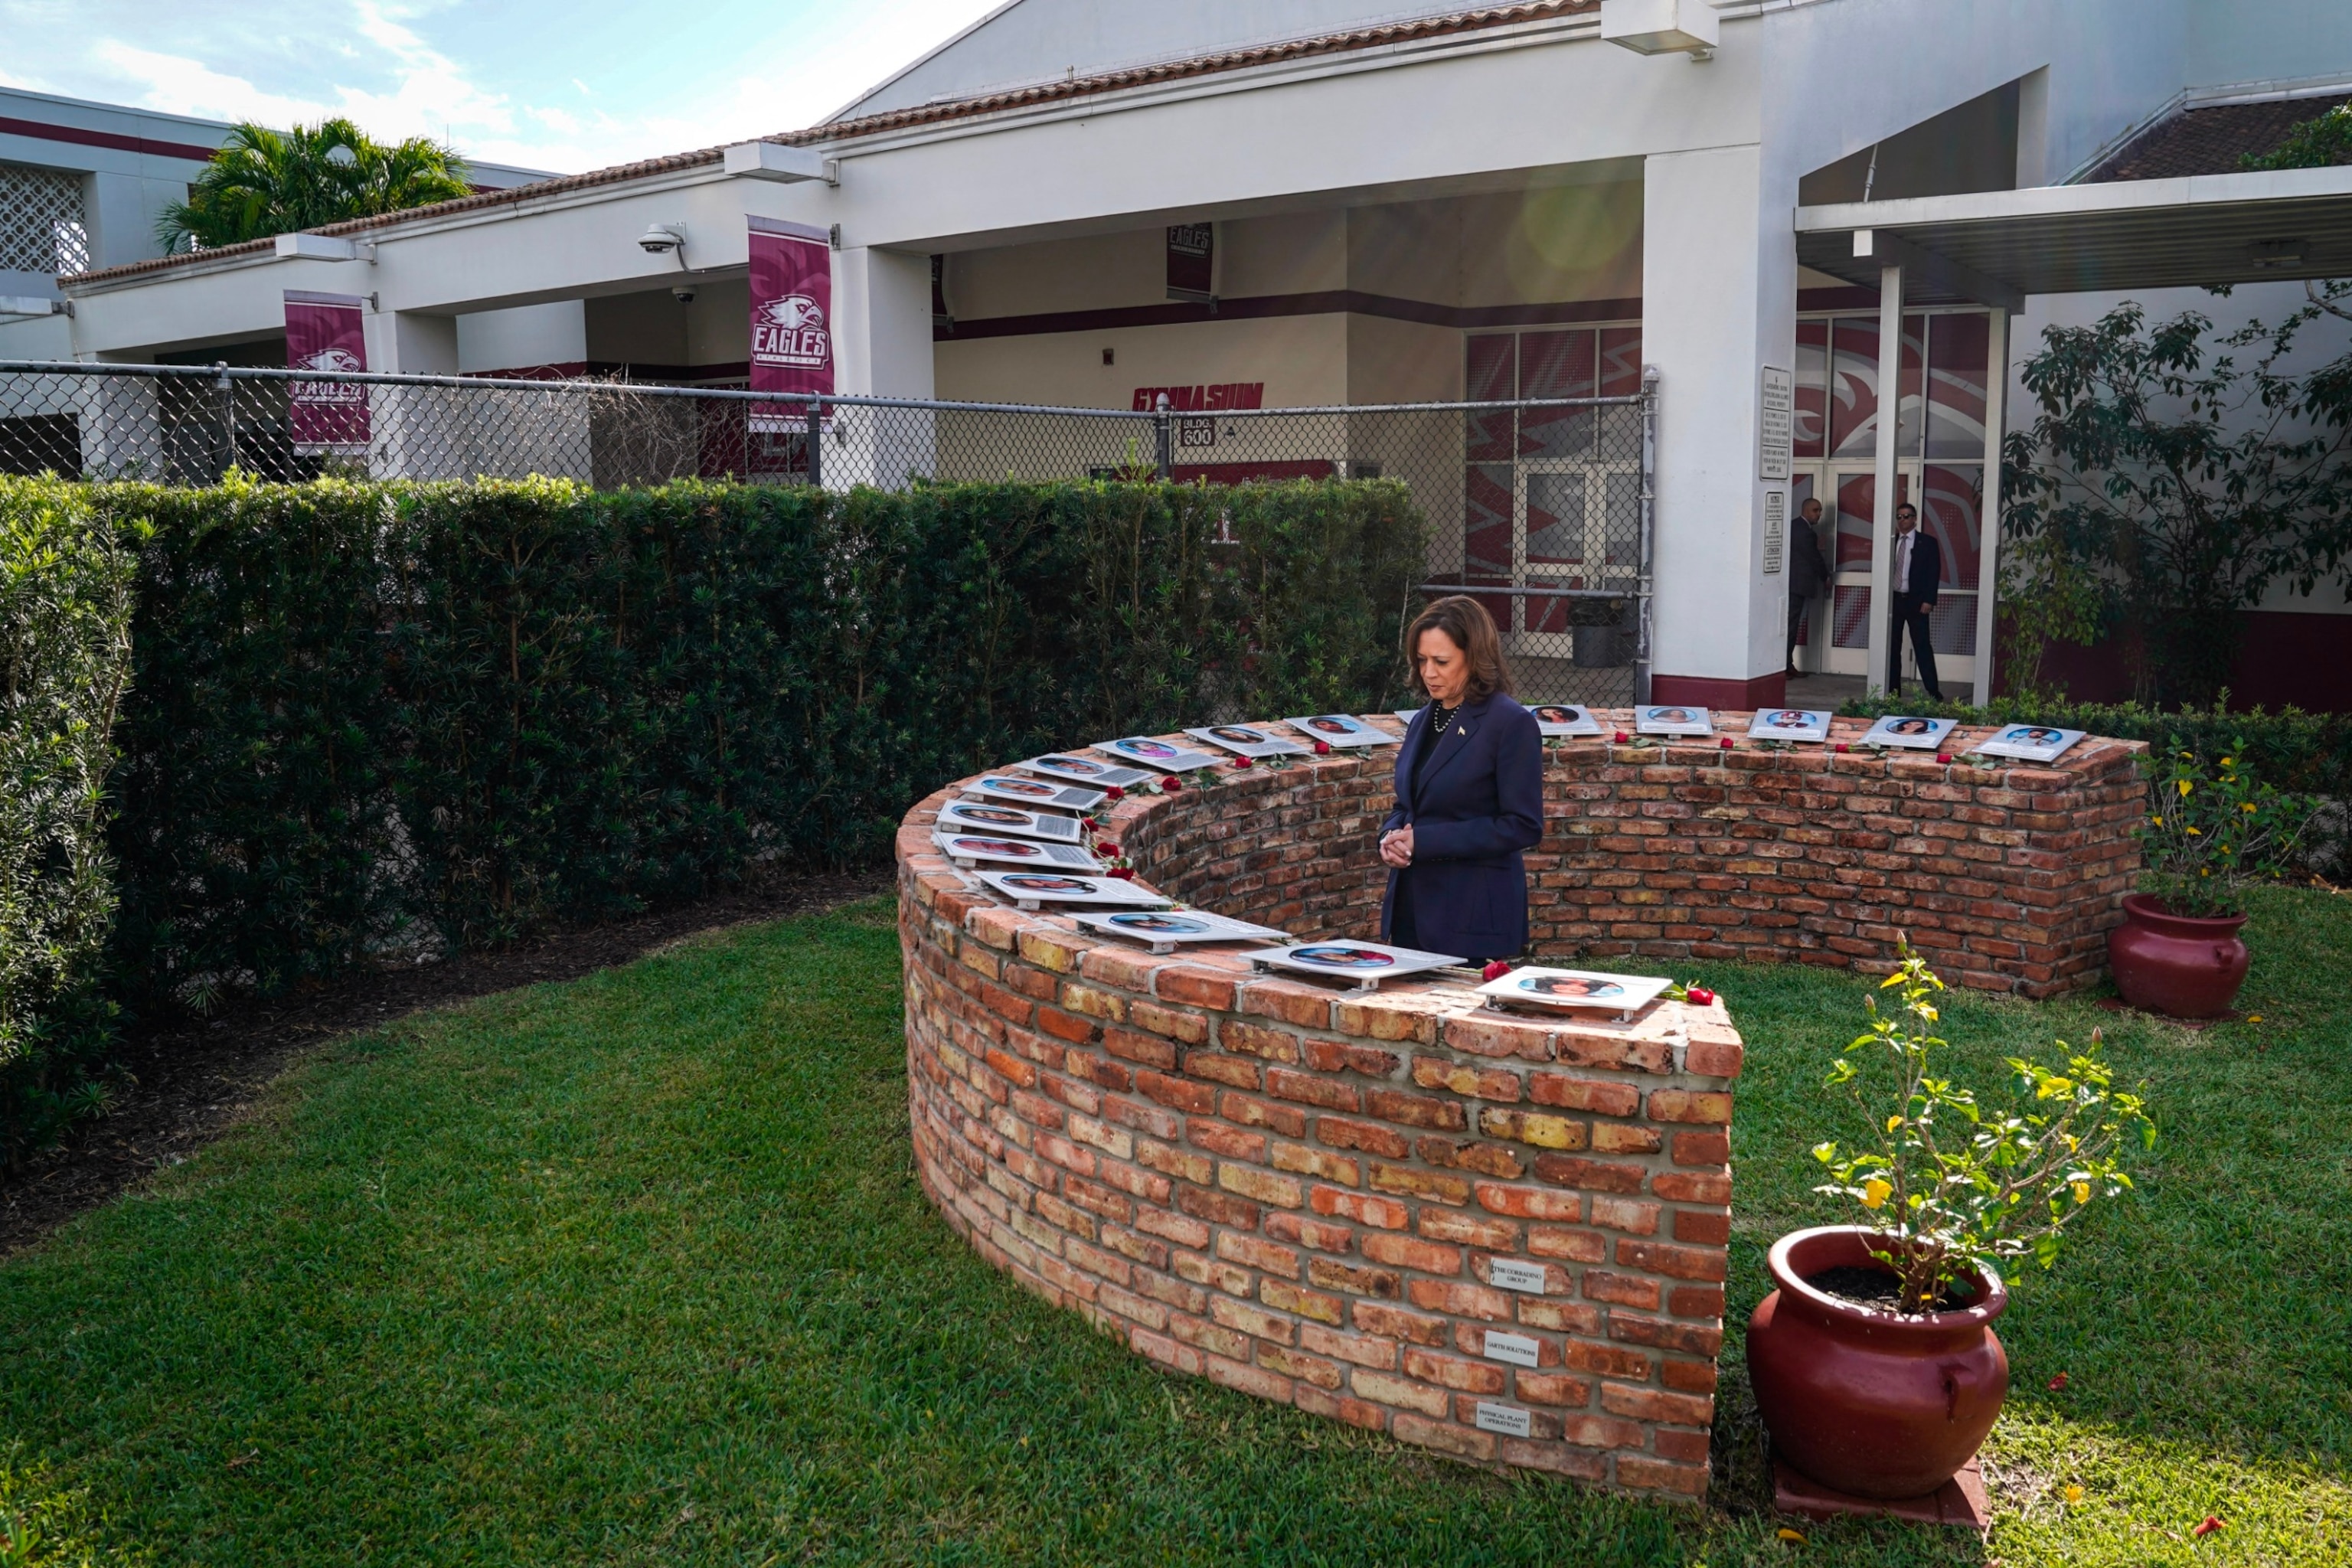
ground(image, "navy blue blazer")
xmin=1380 ymin=693 xmax=1544 ymax=959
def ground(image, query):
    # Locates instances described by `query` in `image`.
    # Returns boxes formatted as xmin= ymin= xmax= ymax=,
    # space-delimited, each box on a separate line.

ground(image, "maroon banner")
xmin=284 ymin=290 xmax=370 ymax=450
xmin=749 ymin=216 xmax=833 ymax=430
xmin=1165 ymin=223 xmax=1213 ymax=302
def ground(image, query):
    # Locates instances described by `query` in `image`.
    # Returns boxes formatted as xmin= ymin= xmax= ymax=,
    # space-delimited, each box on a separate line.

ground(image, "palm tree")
xmin=157 ymin=119 xmax=472 ymax=251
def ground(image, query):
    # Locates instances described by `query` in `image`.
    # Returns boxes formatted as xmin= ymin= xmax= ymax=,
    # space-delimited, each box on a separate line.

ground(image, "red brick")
xmin=1182 ymin=1050 xmax=1261 ymax=1091
xmin=1672 ymin=1208 xmax=1731 ymax=1245
xmin=1514 ymin=1371 xmax=1595 ymax=1407
xmin=1353 ymin=1370 xmax=1451 ymax=1417
xmin=1617 ymin=1455 xmax=1709 ymax=1494
xmin=1530 ymin=1154 xmax=1648 ymax=1194
xmin=1221 ymin=1092 xmax=1308 ymax=1138
xmin=1365 ymin=1088 xmax=1468 ymax=1131
xmin=1312 ymin=1185 xmax=1409 ymax=1230
xmin=1412 ymin=1057 xmax=1524 ymax=1101
xmin=1266 ymin=1067 xmax=1360 ymax=1112
xmin=1669 ymin=1285 xmax=1726 ymax=1320
xmin=1136 ymin=1070 xmax=1216 ymax=1114
xmin=1259 ymin=1344 xmax=1345 ymax=1390
xmin=1601 ymin=1383 xmax=1715 ymax=1426
xmin=1407 ymin=1279 xmax=1511 ymax=1320
xmin=1187 ymin=1119 xmax=1267 ymax=1161
xmin=1352 ymin=1300 xmax=1450 ymax=1346
xmin=1157 ymin=968 xmax=1237 ymax=1009
xmin=1615 ymin=1239 xmax=1728 ymax=1282
xmin=1526 ymin=1073 xmax=1642 ymax=1116
xmin=1418 ymin=1209 xmax=1520 ymax=1250
xmin=1403 ymin=1348 xmax=1507 ymax=1394
xmin=1220 ymin=1165 xmax=1305 ymax=1209
xmin=1294 ymin=1384 xmax=1389 ymax=1430
xmin=1370 ymin=1164 xmax=1471 ymax=1205
xmin=1581 ymin=1271 xmax=1661 ymax=1309
xmin=1670 ymin=1131 xmax=1731 ymax=1165
xmin=1301 ymin=1321 xmax=1400 ymax=1370
xmin=1217 ymin=1231 xmax=1302 ymax=1279
xmin=1220 ymin=1020 xmax=1301 ymax=1063
xmin=1475 ymin=1182 xmax=1583 ymax=1223
xmin=1264 ymin=1211 xmax=1356 ymax=1253
xmin=1646 ymin=1089 xmax=1733 ymax=1125
xmin=1659 ymin=1357 xmax=1718 ymax=1394
xmin=1316 ymin=1116 xmax=1411 ymax=1159
xmin=1260 ymin=1279 xmax=1345 ymax=1325
xmin=1361 ymin=1233 xmax=1464 ymax=1274
xmin=1591 ymin=1196 xmax=1661 ymax=1235
xmin=1176 ymin=1184 xmax=1259 ymax=1230
xmin=1560 ymin=1413 xmax=1648 ymax=1450
xmin=1478 ymin=1108 xmax=1589 ymax=1151
xmin=1303 ymin=1038 xmax=1404 ymax=1077
xmin=1308 ymin=1258 xmax=1403 ymax=1298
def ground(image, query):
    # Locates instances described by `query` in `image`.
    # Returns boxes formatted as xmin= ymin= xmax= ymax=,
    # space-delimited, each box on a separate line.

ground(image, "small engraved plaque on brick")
xmin=1482 ymin=1329 xmax=1542 ymax=1367
xmin=1487 ymin=1258 xmax=1548 ymax=1293
xmin=1474 ymin=1402 xmax=1533 ymax=1437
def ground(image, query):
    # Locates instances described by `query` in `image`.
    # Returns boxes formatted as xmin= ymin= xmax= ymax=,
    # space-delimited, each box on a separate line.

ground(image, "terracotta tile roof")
xmin=66 ymin=2 xmax=1592 ymax=288
xmin=2086 ymin=94 xmax=2352 ymax=182
xmin=782 ymin=2 xmax=1595 ymax=144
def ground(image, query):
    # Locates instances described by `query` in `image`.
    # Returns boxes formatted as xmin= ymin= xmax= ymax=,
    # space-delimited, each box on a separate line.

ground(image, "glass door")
xmin=1792 ymin=310 xmax=1990 ymax=688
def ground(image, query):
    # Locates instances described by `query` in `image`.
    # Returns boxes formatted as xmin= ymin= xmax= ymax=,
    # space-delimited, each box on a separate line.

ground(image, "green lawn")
xmin=2 ymin=885 xmax=2347 ymax=1566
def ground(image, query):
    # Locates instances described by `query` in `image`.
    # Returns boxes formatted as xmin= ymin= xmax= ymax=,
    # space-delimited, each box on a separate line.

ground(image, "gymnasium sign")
xmin=1129 ymin=382 xmax=1264 ymax=412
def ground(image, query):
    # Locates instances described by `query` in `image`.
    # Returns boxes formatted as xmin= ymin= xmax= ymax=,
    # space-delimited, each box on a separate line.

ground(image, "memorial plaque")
xmin=1474 ymin=1403 xmax=1533 ymax=1438
xmin=1760 ymin=364 xmax=1794 ymax=480
xmin=1762 ymin=488 xmax=1786 ymax=575
xmin=1096 ymin=736 xmax=1224 ymax=773
xmin=1857 ymin=714 xmax=1957 ymax=751
xmin=1282 ymin=714 xmax=1398 ymax=748
xmin=1487 ymin=1258 xmax=1549 ymax=1294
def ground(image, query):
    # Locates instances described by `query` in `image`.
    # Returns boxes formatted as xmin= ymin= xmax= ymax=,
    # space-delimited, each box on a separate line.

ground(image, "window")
xmin=0 ymin=163 xmax=90 ymax=276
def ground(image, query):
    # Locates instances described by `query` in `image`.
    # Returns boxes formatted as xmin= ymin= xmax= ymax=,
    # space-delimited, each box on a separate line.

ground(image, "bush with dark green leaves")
xmin=85 ymin=473 xmax=1423 ymax=1011
xmin=0 ymin=480 xmax=138 ymax=1165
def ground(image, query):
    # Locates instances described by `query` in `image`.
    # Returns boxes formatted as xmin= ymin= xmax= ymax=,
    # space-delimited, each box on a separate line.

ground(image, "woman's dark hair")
xmin=1405 ymin=595 xmax=1511 ymax=701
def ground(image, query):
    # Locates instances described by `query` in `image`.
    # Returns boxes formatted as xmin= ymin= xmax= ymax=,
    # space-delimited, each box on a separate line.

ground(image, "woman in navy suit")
xmin=1379 ymin=596 xmax=1544 ymax=962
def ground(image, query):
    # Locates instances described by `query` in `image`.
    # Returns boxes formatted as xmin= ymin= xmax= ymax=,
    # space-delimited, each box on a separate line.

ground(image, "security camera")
xmin=637 ymin=224 xmax=684 ymax=254
xmin=671 ymin=284 xmax=696 ymax=304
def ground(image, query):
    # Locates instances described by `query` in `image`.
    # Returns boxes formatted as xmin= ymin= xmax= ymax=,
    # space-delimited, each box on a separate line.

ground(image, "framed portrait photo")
xmin=1856 ymin=714 xmax=1956 ymax=750
xmin=1530 ymin=704 xmax=1605 ymax=738
xmin=1096 ymin=736 xmax=1225 ymax=773
xmin=1074 ymin=908 xmax=1289 ymax=953
xmin=977 ymin=870 xmax=1170 ymax=909
xmin=962 ymin=774 xmax=1108 ymax=812
xmin=1021 ymin=753 xmax=1157 ymax=791
xmin=1636 ymin=705 xmax=1714 ymax=737
xmin=1185 ymin=724 xmax=1308 ymax=759
xmin=1475 ymin=965 xmax=1672 ymax=1018
xmin=1746 ymin=708 xmax=1831 ymax=743
xmin=937 ymin=799 xmax=1087 ymax=844
xmin=1253 ymin=940 xmax=1464 ymax=989
xmin=1973 ymin=724 xmax=2086 ymax=763
xmin=933 ymin=833 xmax=1101 ymax=871
xmin=1282 ymin=714 xmax=1397 ymax=748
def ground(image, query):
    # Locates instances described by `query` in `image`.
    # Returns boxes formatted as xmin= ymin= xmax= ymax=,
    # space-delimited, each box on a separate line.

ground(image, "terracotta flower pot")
xmin=2107 ymin=893 xmax=2249 ymax=1019
xmin=1746 ymin=1227 xmax=2009 ymax=1500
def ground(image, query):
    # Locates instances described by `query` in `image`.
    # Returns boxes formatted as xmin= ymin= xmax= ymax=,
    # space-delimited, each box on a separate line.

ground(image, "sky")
xmin=0 ymin=0 xmax=1008 ymax=175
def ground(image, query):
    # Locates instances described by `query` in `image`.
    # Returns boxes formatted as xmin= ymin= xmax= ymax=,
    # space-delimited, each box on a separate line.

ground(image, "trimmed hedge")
xmin=1837 ymin=690 xmax=2350 ymax=875
xmin=88 ymin=475 xmax=1423 ymax=1010
xmin=0 ymin=480 xmax=137 ymax=1162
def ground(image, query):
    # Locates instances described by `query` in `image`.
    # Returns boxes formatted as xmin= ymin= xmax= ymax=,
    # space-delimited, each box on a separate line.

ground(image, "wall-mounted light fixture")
xmin=1600 ymin=0 xmax=1720 ymax=61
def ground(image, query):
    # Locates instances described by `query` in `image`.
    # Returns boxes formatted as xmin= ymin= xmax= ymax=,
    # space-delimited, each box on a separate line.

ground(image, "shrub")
xmin=1811 ymin=943 xmax=2155 ymax=1312
xmin=2135 ymin=740 xmax=2318 ymax=918
xmin=74 ymin=475 xmax=1423 ymax=1005
xmin=0 ymin=480 xmax=139 ymax=1165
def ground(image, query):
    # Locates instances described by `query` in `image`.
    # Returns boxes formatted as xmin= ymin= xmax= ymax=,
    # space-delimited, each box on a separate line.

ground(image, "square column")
xmin=1640 ymin=145 xmax=1796 ymax=710
xmin=826 ymin=246 xmax=936 ymax=490
xmin=362 ymin=310 xmax=458 ymax=479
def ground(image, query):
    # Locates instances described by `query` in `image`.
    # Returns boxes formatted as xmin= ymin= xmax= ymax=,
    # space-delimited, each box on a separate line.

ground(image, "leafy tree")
xmin=1998 ymin=292 xmax=2352 ymax=705
xmin=2241 ymin=101 xmax=2352 ymax=172
xmin=158 ymin=119 xmax=470 ymax=251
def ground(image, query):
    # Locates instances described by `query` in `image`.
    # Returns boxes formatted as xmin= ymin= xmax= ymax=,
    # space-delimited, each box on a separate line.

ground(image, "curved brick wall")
xmin=897 ymin=713 xmax=2141 ymax=1496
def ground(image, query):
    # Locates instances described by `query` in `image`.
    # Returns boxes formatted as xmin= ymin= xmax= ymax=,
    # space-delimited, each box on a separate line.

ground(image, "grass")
xmin=0 ymin=884 xmax=2347 ymax=1566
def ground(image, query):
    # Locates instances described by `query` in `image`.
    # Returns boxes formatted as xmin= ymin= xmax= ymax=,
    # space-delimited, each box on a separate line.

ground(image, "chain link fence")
xmin=0 ymin=359 xmax=1654 ymax=704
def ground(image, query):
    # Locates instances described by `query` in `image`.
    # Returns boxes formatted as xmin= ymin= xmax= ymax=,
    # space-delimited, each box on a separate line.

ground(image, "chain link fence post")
xmin=214 ymin=361 xmax=237 ymax=475
xmin=805 ymin=397 xmax=823 ymax=489
xmin=1154 ymin=392 xmax=1172 ymax=480
xmin=1635 ymin=365 xmax=1659 ymax=708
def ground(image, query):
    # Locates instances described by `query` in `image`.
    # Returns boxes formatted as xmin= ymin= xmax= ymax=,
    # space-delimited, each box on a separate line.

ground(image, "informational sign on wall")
xmin=1762 ymin=488 xmax=1786 ymax=576
xmin=748 ymin=215 xmax=833 ymax=430
xmin=1166 ymin=223 xmax=1214 ymax=302
xmin=283 ymin=289 xmax=369 ymax=452
xmin=1759 ymin=364 xmax=1794 ymax=480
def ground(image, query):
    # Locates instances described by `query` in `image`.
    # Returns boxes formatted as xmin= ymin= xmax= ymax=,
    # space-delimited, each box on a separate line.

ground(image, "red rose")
xmin=1313 ymin=740 xmax=1332 ymax=755
xmin=1936 ymin=753 xmax=1953 ymax=764
xmin=1613 ymin=730 xmax=1629 ymax=743
xmin=1163 ymin=776 xmax=1182 ymax=792
xmin=1230 ymin=756 xmax=1253 ymax=769
xmin=1686 ymin=985 xmax=1717 ymax=1006
xmin=1096 ymin=841 xmax=1120 ymax=858
xmin=1106 ymin=867 xmax=1135 ymax=880
xmin=1834 ymin=743 xmax=1850 ymax=753
xmin=2193 ymin=1517 xmax=2223 ymax=1539
xmin=1719 ymin=737 xmax=1733 ymax=750
xmin=1481 ymin=960 xmax=1511 ymax=981
xmin=2047 ymin=1372 xmax=2069 ymax=1391
xmin=1104 ymin=785 xmax=1125 ymax=802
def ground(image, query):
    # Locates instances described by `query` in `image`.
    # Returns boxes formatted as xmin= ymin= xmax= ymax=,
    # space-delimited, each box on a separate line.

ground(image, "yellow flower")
xmin=2150 ymin=815 xmax=2163 ymax=827
xmin=2178 ymin=779 xmax=2193 ymax=798
xmin=2221 ymin=756 xmax=2234 ymax=766
xmin=1861 ymin=1178 xmax=1893 ymax=1209
xmin=2073 ymin=1181 xmax=2091 ymax=1204
xmin=2243 ymin=802 xmax=2257 ymax=813
xmin=2247 ymin=1014 xmax=2263 ymax=1023
xmin=2063 ymin=1484 xmax=2085 ymax=1505
xmin=1886 ymin=1115 xmax=1904 ymax=1132
xmin=1776 ymin=1527 xmax=1808 ymax=1544
xmin=2185 ymin=825 xmax=2200 ymax=836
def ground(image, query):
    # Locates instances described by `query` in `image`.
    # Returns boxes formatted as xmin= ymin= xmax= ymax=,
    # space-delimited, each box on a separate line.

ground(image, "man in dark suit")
xmin=1787 ymin=495 xmax=1831 ymax=677
xmin=1888 ymin=501 xmax=1944 ymax=701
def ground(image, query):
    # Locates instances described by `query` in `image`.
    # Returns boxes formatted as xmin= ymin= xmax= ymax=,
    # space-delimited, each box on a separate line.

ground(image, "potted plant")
xmin=2112 ymin=738 xmax=2314 ymax=1018
xmin=1747 ymin=944 xmax=2154 ymax=1501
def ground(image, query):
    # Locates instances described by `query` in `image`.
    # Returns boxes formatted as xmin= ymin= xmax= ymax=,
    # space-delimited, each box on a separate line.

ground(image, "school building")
xmin=31 ymin=0 xmax=2352 ymax=710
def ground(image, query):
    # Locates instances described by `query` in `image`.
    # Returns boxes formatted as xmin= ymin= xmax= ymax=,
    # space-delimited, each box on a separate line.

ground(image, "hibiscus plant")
xmin=1810 ymin=942 xmax=2156 ymax=1314
xmin=2135 ymin=737 xmax=2317 ymax=919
